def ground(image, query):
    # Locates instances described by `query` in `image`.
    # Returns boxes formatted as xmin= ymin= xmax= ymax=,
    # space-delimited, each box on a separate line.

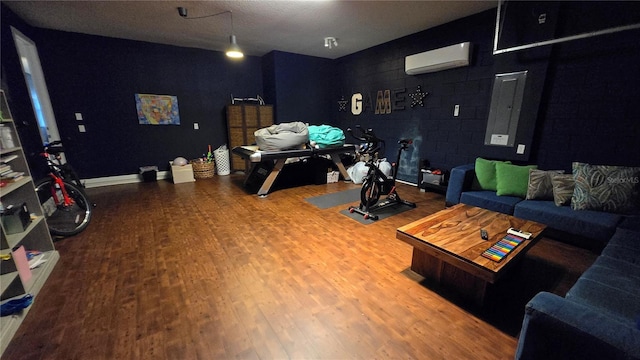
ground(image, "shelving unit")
xmin=0 ymin=90 xmax=59 ymax=355
xmin=227 ymin=104 xmax=273 ymax=172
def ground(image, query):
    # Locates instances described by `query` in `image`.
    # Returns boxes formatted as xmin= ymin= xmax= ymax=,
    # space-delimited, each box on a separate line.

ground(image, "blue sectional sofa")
xmin=515 ymin=225 xmax=640 ymax=360
xmin=445 ymin=163 xmax=640 ymax=359
xmin=445 ymin=163 xmax=624 ymax=247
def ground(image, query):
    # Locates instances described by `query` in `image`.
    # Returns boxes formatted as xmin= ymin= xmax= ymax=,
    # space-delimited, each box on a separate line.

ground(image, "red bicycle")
xmin=34 ymin=141 xmax=92 ymax=237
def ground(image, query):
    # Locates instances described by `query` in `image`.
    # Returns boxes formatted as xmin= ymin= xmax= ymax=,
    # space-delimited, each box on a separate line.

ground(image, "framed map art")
xmin=135 ymin=93 xmax=180 ymax=125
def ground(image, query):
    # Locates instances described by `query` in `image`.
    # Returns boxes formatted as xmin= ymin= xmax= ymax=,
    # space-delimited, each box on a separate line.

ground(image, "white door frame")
xmin=11 ymin=27 xmax=61 ymax=146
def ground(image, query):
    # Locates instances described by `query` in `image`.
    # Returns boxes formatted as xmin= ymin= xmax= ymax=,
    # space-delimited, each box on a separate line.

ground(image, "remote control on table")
xmin=507 ymin=227 xmax=532 ymax=239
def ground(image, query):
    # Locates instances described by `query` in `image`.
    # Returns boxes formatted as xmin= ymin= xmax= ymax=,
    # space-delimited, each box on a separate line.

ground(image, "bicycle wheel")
xmin=360 ymin=177 xmax=381 ymax=208
xmin=34 ymin=178 xmax=92 ymax=236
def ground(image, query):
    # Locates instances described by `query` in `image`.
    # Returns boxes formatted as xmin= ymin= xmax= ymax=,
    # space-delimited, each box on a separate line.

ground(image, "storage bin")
xmin=170 ymin=161 xmax=195 ymax=184
xmin=139 ymin=166 xmax=158 ymax=182
xmin=190 ymin=160 xmax=215 ymax=179
xmin=214 ymin=149 xmax=231 ymax=175
xmin=1 ymin=203 xmax=31 ymax=235
xmin=422 ymin=173 xmax=443 ymax=185
xmin=327 ymin=171 xmax=339 ymax=184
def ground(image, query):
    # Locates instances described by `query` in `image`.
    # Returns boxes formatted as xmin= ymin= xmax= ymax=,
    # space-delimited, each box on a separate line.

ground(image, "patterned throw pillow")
xmin=550 ymin=173 xmax=575 ymax=206
xmin=571 ymin=162 xmax=640 ymax=213
xmin=526 ymin=169 xmax=564 ymax=200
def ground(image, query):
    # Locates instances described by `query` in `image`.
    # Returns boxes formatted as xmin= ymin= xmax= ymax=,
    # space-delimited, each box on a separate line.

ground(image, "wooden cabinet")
xmin=0 ymin=90 xmax=59 ymax=355
xmin=226 ymin=104 xmax=273 ymax=172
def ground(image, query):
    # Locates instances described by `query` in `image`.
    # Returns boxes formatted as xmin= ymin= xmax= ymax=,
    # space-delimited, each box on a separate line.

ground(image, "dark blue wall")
xmin=35 ymin=32 xmax=263 ymax=178
xmin=534 ymin=29 xmax=640 ymax=170
xmin=262 ymin=51 xmax=334 ymax=125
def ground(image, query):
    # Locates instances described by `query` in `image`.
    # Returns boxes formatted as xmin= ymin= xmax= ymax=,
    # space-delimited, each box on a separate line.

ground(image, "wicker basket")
xmin=190 ymin=160 xmax=215 ymax=179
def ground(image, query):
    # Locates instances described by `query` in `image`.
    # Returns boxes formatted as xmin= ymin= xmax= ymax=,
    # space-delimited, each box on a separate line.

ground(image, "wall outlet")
xmin=193 ymin=123 xmax=199 ymax=130
xmin=75 ymin=112 xmax=83 ymax=121
xmin=517 ymin=144 xmax=526 ymax=154
xmin=78 ymin=124 xmax=86 ymax=133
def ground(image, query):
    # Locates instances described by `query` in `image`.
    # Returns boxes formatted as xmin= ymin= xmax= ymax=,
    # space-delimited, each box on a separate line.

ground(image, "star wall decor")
xmin=408 ymin=85 xmax=428 ymax=107
xmin=337 ymin=96 xmax=348 ymax=112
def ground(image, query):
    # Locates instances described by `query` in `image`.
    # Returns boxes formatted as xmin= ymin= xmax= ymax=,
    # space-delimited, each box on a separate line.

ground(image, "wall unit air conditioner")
xmin=405 ymin=42 xmax=471 ymax=75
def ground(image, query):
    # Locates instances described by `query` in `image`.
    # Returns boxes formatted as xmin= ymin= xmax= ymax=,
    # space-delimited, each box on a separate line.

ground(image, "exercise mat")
xmin=305 ymin=188 xmax=361 ymax=209
xmin=339 ymin=204 xmax=414 ymax=224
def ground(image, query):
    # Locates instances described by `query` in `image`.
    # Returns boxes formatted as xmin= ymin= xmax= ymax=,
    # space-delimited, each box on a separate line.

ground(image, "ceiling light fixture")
xmin=178 ymin=7 xmax=244 ymax=59
xmin=324 ymin=37 xmax=338 ymax=49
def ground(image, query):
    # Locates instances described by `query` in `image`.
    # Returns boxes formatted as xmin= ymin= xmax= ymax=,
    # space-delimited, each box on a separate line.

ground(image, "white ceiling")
xmin=3 ymin=0 xmax=497 ymax=59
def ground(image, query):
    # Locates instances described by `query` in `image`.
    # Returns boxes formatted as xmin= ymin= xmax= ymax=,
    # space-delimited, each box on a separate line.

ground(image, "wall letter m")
xmin=375 ymin=90 xmax=392 ymax=114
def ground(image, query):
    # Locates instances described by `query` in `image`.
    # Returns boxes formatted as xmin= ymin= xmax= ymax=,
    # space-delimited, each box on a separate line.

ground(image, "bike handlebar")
xmin=346 ymin=126 xmax=384 ymax=144
xmin=347 ymin=126 xmax=385 ymax=155
xmin=43 ymin=141 xmax=65 ymax=156
xmin=347 ymin=126 xmax=413 ymax=150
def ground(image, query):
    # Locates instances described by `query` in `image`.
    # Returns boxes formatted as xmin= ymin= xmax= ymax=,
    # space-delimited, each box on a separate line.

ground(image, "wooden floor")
xmin=3 ymin=174 xmax=597 ymax=359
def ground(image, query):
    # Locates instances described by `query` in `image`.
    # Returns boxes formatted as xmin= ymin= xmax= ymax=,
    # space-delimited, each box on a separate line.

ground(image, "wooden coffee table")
xmin=396 ymin=204 xmax=546 ymax=306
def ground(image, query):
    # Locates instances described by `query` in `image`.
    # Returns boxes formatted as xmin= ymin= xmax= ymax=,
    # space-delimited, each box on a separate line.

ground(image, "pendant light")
xmin=178 ymin=7 xmax=244 ymax=59
xmin=225 ymin=11 xmax=243 ymax=58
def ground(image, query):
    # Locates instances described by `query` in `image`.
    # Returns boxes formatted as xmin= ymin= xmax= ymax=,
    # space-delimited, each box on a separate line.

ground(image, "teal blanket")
xmin=308 ymin=125 xmax=345 ymax=148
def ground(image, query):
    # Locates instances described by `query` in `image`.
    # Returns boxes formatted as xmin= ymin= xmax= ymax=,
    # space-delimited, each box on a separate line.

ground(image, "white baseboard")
xmin=82 ymin=171 xmax=170 ymax=188
xmin=396 ymin=179 xmax=418 ymax=186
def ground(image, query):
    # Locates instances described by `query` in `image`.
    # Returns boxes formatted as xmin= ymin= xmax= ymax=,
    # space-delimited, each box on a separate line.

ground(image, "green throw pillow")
xmin=473 ymin=158 xmax=511 ymax=191
xmin=495 ymin=162 xmax=538 ymax=198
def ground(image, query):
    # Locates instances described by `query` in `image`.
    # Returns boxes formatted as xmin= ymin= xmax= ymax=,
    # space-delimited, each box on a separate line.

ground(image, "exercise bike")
xmin=347 ymin=127 xmax=416 ymax=220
